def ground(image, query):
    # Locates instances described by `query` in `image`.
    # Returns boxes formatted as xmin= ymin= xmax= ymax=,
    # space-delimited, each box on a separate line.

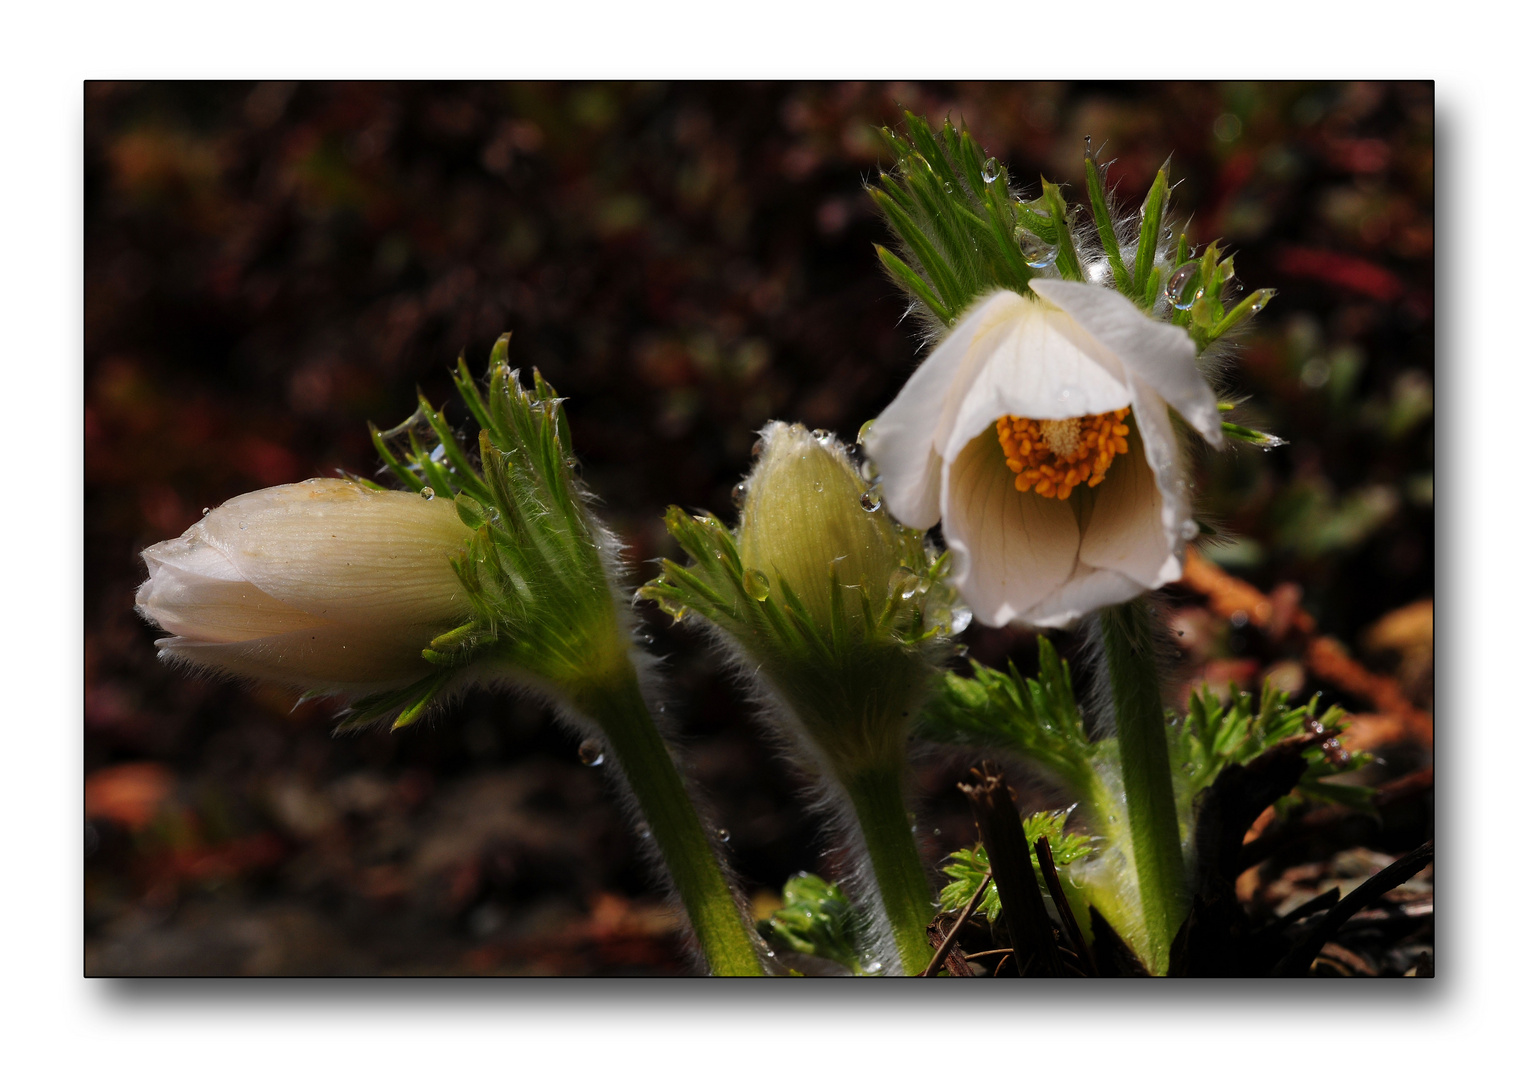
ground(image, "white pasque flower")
xmin=863 ymin=279 xmax=1223 ymax=629
xmin=136 ymin=478 xmax=475 ymax=692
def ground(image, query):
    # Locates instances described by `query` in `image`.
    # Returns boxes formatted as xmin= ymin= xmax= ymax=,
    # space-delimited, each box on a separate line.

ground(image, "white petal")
xmin=1124 ymin=384 xmax=1194 ymax=572
xmin=136 ymin=563 xmax=324 ymax=643
xmin=1029 ymin=278 xmax=1222 ymax=446
xmin=942 ymin=296 xmax=1130 ymax=462
xmin=865 ymin=291 xmax=1027 ymax=529
xmin=1076 ymin=418 xmax=1177 ymax=590
xmin=199 ymin=479 xmax=473 ymax=626
xmin=157 ymin=623 xmax=439 ymax=693
xmin=941 ymin=430 xmax=1078 ymax=626
xmin=1024 ymin=568 xmax=1146 ymax=629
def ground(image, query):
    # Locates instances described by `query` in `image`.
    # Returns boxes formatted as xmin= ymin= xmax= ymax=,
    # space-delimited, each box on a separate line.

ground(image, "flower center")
xmin=996 ymin=407 xmax=1132 ymax=500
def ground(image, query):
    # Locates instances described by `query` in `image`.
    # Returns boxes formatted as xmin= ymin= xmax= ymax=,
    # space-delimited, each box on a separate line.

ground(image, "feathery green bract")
xmin=917 ymin=638 xmax=1100 ymax=798
xmin=1174 ymin=683 xmax=1374 ymax=812
xmin=343 ymin=334 xmax=627 ymax=731
xmin=870 ymin=114 xmax=1041 ymax=331
xmin=937 ymin=809 xmax=1096 ymax=922
xmin=641 ymin=504 xmax=955 ymax=772
xmin=871 ymin=114 xmax=1273 ymax=354
xmin=757 ymin=873 xmax=874 ymax=975
xmin=918 ymin=639 xmax=1371 ymax=828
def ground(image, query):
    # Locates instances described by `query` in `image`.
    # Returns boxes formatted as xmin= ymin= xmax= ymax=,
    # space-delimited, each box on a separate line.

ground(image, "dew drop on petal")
xmin=949 ymin=606 xmax=973 ymax=634
xmin=743 ymin=568 xmax=771 ymax=602
xmin=812 ymin=428 xmax=832 ymax=445
xmin=239 ymin=521 xmax=247 ymax=530
xmin=201 ymin=507 xmax=210 ymax=516
xmin=860 ymin=490 xmax=882 ymax=512
xmin=577 ymin=739 xmax=605 ymax=766
xmin=812 ymin=480 xmax=823 ymax=493
xmin=732 ymin=481 xmax=749 ymax=507
xmin=420 ymin=486 xmax=435 ymax=500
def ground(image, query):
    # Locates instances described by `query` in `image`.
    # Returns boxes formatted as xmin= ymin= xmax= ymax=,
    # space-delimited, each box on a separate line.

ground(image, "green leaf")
xmin=756 ymin=873 xmax=874 ymax=974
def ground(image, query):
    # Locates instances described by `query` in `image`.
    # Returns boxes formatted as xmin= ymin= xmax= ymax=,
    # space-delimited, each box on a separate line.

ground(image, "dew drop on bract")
xmin=857 ymin=418 xmax=874 ymax=446
xmin=812 ymin=428 xmax=832 ymax=445
xmin=201 ymin=507 xmax=210 ymax=516
xmin=943 ymin=181 xmax=953 ymax=193
xmin=743 ymin=568 xmax=771 ymax=602
xmin=717 ymin=828 xmax=731 ymax=843
xmin=950 ymin=606 xmax=973 ymax=634
xmin=812 ymin=480 xmax=823 ymax=493
xmin=1017 ymin=230 xmax=1059 ymax=269
xmin=732 ymin=481 xmax=749 ymax=507
xmin=860 ymin=490 xmax=882 ymax=512
xmin=981 ymin=157 xmax=999 ymax=183
xmin=1165 ymin=261 xmax=1203 ymax=311
xmin=577 ymin=739 xmax=605 ymax=766
xmin=889 ymin=567 xmax=920 ymax=601
xmin=238 ymin=521 xmax=248 ymax=530
xmin=420 ymin=486 xmax=436 ymax=501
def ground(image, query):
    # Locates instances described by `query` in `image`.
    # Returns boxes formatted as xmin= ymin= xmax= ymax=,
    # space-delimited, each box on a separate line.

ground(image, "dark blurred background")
xmin=84 ymin=81 xmax=1433 ymax=975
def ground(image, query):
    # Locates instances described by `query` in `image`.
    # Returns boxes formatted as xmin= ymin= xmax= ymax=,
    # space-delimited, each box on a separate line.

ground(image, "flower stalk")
xmin=1090 ymin=598 xmax=1186 ymax=972
xmin=840 ymin=766 xmax=934 ymax=975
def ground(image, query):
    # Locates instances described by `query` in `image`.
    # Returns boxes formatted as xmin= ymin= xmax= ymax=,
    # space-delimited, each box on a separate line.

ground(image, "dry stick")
xmin=920 ymin=871 xmax=992 ymax=977
xmin=1034 ymin=836 xmax=1097 ymax=976
xmin=960 ymin=764 xmax=1064 ymax=977
xmin=961 ymin=948 xmax=1014 ymax=961
xmin=1272 ymin=840 xmax=1434 ymax=976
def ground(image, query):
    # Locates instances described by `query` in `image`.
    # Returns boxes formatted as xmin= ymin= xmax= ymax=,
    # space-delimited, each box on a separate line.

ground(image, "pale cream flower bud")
xmin=136 ymin=478 xmax=475 ymax=693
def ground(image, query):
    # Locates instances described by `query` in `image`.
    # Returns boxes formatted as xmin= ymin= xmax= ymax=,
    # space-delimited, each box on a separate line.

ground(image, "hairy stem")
xmin=841 ymin=765 xmax=935 ymax=975
xmin=1094 ymin=599 xmax=1187 ymax=974
xmin=581 ymin=671 xmax=765 ymax=976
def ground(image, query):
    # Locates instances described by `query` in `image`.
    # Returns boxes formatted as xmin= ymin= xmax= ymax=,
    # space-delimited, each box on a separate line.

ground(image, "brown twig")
xmin=960 ymin=948 xmax=1015 ymax=961
xmin=1239 ymin=766 xmax=1434 ymax=871
xmin=1272 ymin=840 xmax=1434 ymax=976
xmin=1034 ymin=836 xmax=1097 ymax=976
xmin=959 ymin=764 xmax=1063 ymax=977
xmin=920 ymin=871 xmax=992 ymax=978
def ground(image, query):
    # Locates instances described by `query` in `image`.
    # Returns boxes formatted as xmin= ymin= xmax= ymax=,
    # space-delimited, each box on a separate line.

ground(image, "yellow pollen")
xmin=996 ymin=407 xmax=1132 ymax=501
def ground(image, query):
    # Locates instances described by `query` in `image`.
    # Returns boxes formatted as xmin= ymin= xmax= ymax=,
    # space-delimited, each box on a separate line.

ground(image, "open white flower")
xmin=136 ymin=478 xmax=475 ymax=692
xmin=863 ymin=280 xmax=1223 ymax=629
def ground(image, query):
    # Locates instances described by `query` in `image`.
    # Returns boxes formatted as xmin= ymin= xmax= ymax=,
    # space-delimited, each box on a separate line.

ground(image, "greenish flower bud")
xmin=738 ymin=423 xmax=910 ymax=631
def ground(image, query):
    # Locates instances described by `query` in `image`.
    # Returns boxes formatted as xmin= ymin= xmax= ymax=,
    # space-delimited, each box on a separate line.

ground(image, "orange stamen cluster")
xmin=997 ymin=407 xmax=1132 ymax=500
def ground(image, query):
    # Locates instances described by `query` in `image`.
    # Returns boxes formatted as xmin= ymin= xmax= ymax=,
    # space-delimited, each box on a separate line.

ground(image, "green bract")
xmin=345 ymin=335 xmax=628 ymax=729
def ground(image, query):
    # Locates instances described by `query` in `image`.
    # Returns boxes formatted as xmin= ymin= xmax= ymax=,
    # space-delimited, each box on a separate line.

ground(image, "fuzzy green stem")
xmin=1095 ymin=599 xmax=1187 ymax=973
xmin=841 ymin=765 xmax=935 ymax=975
xmin=580 ymin=672 xmax=765 ymax=976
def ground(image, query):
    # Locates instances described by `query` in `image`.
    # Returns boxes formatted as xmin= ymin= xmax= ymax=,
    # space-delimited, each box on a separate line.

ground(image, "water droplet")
xmin=638 ymin=825 xmax=651 ymax=840
xmin=889 ymin=567 xmax=920 ymax=600
xmin=1180 ymin=520 xmax=1199 ymax=541
xmin=635 ymin=628 xmax=655 ymax=645
xmin=578 ymin=739 xmax=605 ymax=766
xmin=943 ymin=181 xmax=953 ymax=193
xmin=716 ymin=828 xmax=731 ymax=843
xmin=420 ymin=486 xmax=436 ymax=500
xmin=955 ymin=644 xmax=970 ymax=658
xmin=238 ymin=521 xmax=248 ymax=530
xmin=933 ymin=826 xmax=942 ymax=837
xmin=1057 ymin=384 xmax=1083 ymax=406
xmin=981 ymin=157 xmax=999 ymax=183
xmin=201 ymin=507 xmax=210 ymax=516
xmin=812 ymin=480 xmax=823 ymax=493
xmin=1017 ymin=230 xmax=1059 ymax=269
xmin=743 ymin=568 xmax=771 ymax=602
xmin=949 ymin=606 xmax=973 ymax=634
xmin=857 ymin=418 xmax=874 ymax=445
xmin=1165 ymin=261 xmax=1203 ymax=311
xmin=860 ymin=490 xmax=882 ymax=512
xmin=732 ymin=481 xmax=749 ymax=507
xmin=812 ymin=428 xmax=833 ymax=445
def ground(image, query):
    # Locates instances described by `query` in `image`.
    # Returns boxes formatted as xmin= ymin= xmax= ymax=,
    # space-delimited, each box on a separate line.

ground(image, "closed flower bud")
xmin=738 ymin=423 xmax=910 ymax=630
xmin=136 ymin=478 xmax=475 ymax=694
